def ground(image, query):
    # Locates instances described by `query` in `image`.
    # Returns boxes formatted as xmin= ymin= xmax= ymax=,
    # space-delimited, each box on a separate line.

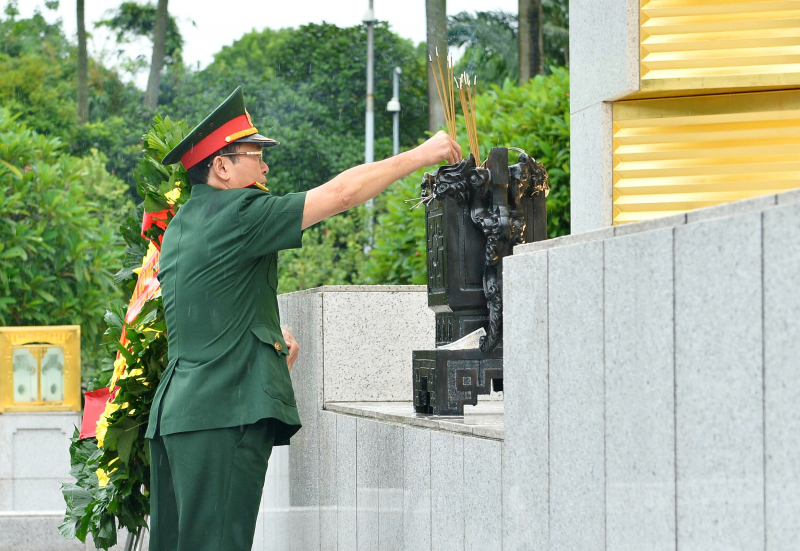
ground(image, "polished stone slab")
xmin=464 ymin=438 xmax=502 ymax=551
xmin=357 ymin=419 xmax=380 ymax=551
xmin=278 ymin=286 xmax=432 ymax=408
xmin=548 ymin=241 xmax=605 ymax=551
xmin=261 ymin=444 xmax=291 ymax=550
xmin=502 ymin=249 xmax=549 ymax=551
xmin=604 ymin=229 xmax=676 ymax=550
xmin=403 ymin=427 xmax=431 ymax=551
xmin=570 ymin=0 xmax=639 ymax=113
xmin=318 ymin=412 xmax=338 ymax=551
xmin=277 ymin=290 xmax=322 ymax=551
xmin=430 ymin=432 xmax=465 ymax=551
xmin=322 ymin=291 xmax=434 ymax=402
xmin=336 ymin=415 xmax=357 ymax=551
xmin=764 ymin=203 xmax=800 ymax=549
xmin=675 ymin=213 xmax=765 ymax=550
xmin=0 ymin=513 xmax=84 ymax=551
xmin=285 ymin=284 xmax=427 ymax=296
xmin=0 ymin=412 xmax=81 ymax=513
xmin=569 ymin=103 xmax=614 ymax=233
xmin=686 ymin=193 xmax=777 ymax=224
xmin=514 ymin=181 xmax=800 ymax=256
xmin=378 ymin=424 xmax=404 ymax=551
xmin=325 ymin=401 xmax=503 ymax=440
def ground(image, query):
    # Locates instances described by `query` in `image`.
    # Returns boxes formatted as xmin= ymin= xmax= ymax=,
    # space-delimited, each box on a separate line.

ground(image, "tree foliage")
xmin=162 ymin=22 xmax=428 ymax=196
xmin=278 ymin=208 xmax=370 ymax=292
xmin=543 ymin=0 xmax=570 ymax=66
xmin=0 ymin=6 xmax=148 ymax=193
xmin=0 ymin=108 xmax=132 ymax=375
xmin=96 ymin=1 xmax=184 ymax=66
xmin=449 ymin=10 xmax=520 ymax=86
xmin=363 ymin=168 xmax=429 ymax=285
xmin=449 ymin=2 xmax=569 ymax=87
xmin=156 ymin=21 xmax=432 ymax=293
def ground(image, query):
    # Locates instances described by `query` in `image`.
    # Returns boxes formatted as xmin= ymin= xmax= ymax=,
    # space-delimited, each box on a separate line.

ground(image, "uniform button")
xmin=274 ymin=342 xmax=282 ymax=351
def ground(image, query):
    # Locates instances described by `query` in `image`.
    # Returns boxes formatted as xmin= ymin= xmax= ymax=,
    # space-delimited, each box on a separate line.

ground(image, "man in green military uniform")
xmin=145 ymin=87 xmax=461 ymax=551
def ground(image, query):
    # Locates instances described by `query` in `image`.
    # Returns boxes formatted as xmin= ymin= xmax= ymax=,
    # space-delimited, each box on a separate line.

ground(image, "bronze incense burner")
xmin=412 ymin=147 xmax=549 ymax=415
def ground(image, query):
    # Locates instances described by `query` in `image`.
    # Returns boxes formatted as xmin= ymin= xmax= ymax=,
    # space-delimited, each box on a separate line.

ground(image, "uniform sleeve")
xmin=238 ymin=191 xmax=307 ymax=257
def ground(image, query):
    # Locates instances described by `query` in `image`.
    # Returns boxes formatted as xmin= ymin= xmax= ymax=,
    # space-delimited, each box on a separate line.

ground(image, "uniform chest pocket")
xmin=249 ymin=324 xmax=295 ymax=405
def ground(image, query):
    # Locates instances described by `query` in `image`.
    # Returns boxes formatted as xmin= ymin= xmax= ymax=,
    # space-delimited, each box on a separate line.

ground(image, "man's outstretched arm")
xmin=301 ymin=130 xmax=461 ymax=230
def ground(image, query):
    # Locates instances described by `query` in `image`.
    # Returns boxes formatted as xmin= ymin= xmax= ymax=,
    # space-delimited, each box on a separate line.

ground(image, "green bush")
xmin=0 ymin=108 xmax=132 ymax=377
xmin=278 ymin=207 xmax=370 ymax=293
xmin=0 ymin=8 xmax=148 ymax=194
xmin=363 ymin=169 xmax=429 ymax=285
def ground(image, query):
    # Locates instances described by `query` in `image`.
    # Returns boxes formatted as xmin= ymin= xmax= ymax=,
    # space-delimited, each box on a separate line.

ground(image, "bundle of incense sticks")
xmin=429 ymin=48 xmax=482 ymax=166
xmin=456 ymin=72 xmax=481 ymax=166
xmin=429 ymin=47 xmax=458 ymax=143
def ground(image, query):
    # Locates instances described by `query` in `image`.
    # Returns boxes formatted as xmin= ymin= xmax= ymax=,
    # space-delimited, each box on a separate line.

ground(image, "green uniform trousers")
xmin=148 ymin=418 xmax=276 ymax=551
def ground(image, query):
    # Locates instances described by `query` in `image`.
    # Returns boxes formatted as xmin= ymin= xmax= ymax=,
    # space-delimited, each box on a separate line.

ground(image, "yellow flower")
xmin=96 ymin=468 xmax=109 ymax=487
xmin=96 ymin=400 xmax=121 ymax=448
xmin=164 ymin=187 xmax=181 ymax=204
xmin=96 ymin=418 xmax=109 ymax=447
xmin=109 ymin=356 xmax=126 ymax=388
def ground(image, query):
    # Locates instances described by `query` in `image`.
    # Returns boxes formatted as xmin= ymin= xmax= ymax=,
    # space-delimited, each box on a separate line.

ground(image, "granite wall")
xmin=503 ymin=189 xmax=800 ymax=550
xmin=258 ymin=286 xmax=504 ymax=551
xmin=257 ymin=410 xmax=503 ymax=551
xmin=0 ymin=412 xmax=80 ymax=512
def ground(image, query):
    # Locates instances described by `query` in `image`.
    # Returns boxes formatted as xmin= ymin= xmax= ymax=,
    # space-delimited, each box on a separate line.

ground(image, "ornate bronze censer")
xmin=412 ymin=147 xmax=549 ymax=415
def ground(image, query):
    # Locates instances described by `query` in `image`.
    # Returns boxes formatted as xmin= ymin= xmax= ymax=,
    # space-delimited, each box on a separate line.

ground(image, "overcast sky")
xmin=20 ymin=1 xmax=519 ymax=86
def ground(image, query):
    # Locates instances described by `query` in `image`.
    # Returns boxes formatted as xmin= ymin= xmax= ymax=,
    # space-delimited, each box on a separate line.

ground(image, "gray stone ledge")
xmin=777 ymin=187 xmax=800 ymax=206
xmin=280 ymin=285 xmax=426 ymax=298
xmin=686 ymin=193 xmax=777 ymax=224
xmin=613 ymin=212 xmax=688 ymax=237
xmin=513 ymin=227 xmax=615 ymax=255
xmin=513 ymin=190 xmax=800 ymax=258
xmin=324 ymin=402 xmax=504 ymax=441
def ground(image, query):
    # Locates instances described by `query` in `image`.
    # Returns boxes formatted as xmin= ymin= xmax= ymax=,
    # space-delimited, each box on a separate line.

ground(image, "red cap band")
xmin=180 ymin=114 xmax=255 ymax=169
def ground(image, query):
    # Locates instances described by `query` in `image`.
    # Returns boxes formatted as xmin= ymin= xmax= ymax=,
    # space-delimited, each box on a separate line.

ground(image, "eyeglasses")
xmin=207 ymin=151 xmax=264 ymax=167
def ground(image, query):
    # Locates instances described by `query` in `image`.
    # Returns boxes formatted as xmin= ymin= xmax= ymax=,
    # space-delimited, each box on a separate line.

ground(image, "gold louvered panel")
xmin=641 ymin=0 xmax=800 ymax=94
xmin=613 ymin=90 xmax=800 ymax=224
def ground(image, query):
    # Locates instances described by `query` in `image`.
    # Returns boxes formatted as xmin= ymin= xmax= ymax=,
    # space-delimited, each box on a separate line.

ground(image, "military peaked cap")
xmin=162 ymin=86 xmax=279 ymax=169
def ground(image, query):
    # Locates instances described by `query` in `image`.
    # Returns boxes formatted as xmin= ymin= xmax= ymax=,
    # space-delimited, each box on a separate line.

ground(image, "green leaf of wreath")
xmin=105 ymin=417 xmax=138 ymax=464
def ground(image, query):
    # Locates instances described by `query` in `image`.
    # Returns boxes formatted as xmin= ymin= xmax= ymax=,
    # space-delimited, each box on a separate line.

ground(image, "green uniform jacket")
xmin=144 ymin=184 xmax=306 ymax=446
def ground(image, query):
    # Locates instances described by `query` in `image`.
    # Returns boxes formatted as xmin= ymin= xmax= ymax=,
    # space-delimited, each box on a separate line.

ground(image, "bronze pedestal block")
xmin=413 ymin=348 xmax=503 ymax=416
